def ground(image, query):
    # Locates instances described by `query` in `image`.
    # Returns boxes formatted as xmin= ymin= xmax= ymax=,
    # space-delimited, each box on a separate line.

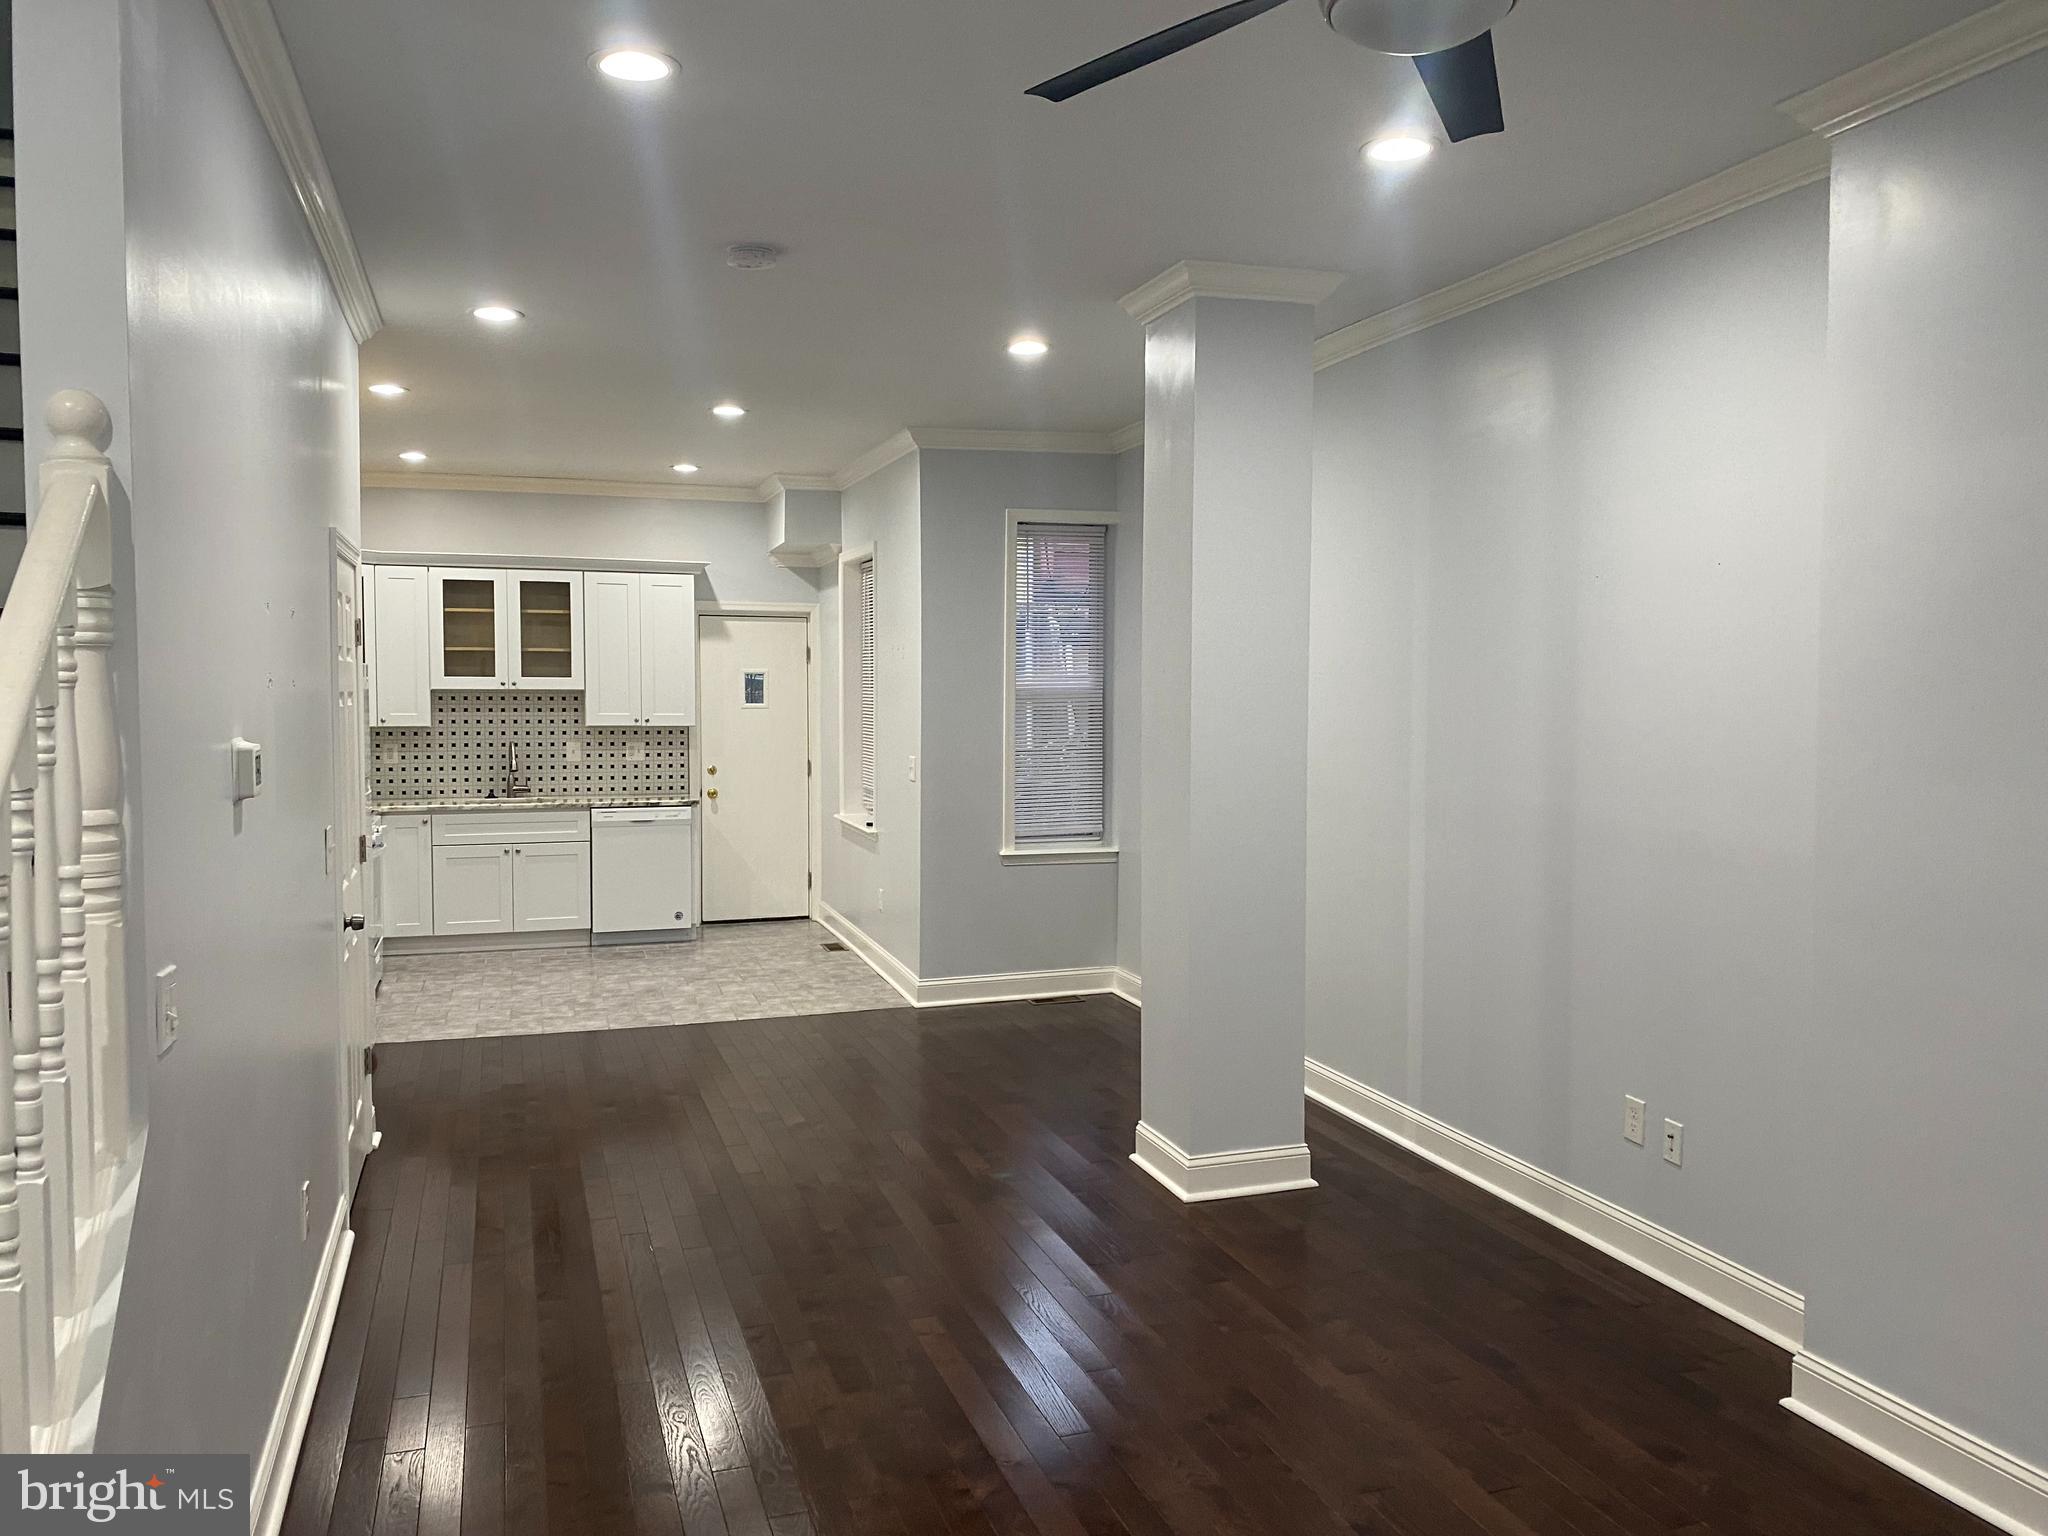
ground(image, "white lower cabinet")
xmin=381 ymin=814 xmax=434 ymax=939
xmin=432 ymin=844 xmax=517 ymax=936
xmin=512 ymin=842 xmax=592 ymax=931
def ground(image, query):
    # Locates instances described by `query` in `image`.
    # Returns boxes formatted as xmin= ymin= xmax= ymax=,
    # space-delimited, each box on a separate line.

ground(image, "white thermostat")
xmin=230 ymin=737 xmax=265 ymax=801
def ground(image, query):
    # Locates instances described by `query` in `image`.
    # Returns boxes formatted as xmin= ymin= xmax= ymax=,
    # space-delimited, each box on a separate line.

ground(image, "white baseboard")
xmin=1785 ymin=1355 xmax=2048 ymax=1536
xmin=1111 ymin=968 xmax=1141 ymax=1006
xmin=1304 ymin=1057 xmax=1805 ymax=1350
xmin=818 ymin=901 xmax=1124 ymax=1009
xmin=1130 ymin=1120 xmax=1316 ymax=1203
xmin=251 ymin=1199 xmax=354 ymax=1536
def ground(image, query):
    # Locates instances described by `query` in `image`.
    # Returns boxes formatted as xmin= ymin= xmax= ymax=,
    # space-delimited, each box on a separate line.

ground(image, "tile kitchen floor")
xmin=373 ymin=918 xmax=904 ymax=1041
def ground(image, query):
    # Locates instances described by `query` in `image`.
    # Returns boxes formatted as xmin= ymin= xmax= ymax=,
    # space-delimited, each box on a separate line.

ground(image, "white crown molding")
xmin=1779 ymin=0 xmax=2048 ymax=138
xmin=833 ymin=430 xmax=919 ymax=491
xmin=905 ymin=427 xmax=1122 ymax=454
xmin=1305 ymin=1058 xmax=1807 ymax=1349
xmin=361 ymin=469 xmax=767 ymax=502
xmin=1109 ymin=421 xmax=1145 ymax=454
xmin=1131 ymin=1121 xmax=1316 ymax=1203
xmin=1313 ymin=137 xmax=1830 ymax=373
xmin=1785 ymin=1354 xmax=2048 ymax=1536
xmin=1119 ymin=260 xmax=1347 ymax=328
xmin=759 ymin=473 xmax=840 ymax=498
xmin=208 ymin=0 xmax=384 ymax=344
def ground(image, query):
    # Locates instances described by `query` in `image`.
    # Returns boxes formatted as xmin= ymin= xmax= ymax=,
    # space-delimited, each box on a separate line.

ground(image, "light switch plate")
xmin=155 ymin=964 xmax=180 ymax=1056
xmin=1663 ymin=1118 xmax=1684 ymax=1166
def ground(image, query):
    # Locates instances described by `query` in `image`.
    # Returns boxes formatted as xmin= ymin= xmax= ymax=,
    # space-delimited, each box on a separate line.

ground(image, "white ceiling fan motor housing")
xmin=1320 ymin=0 xmax=1515 ymax=56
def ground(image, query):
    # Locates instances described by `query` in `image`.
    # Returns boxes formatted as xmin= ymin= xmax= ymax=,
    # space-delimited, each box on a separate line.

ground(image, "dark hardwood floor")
xmin=282 ymin=997 xmax=1986 ymax=1536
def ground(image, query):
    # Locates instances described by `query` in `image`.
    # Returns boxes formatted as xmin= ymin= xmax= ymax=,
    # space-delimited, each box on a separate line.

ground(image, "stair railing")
xmin=0 ymin=390 xmax=126 ymax=1451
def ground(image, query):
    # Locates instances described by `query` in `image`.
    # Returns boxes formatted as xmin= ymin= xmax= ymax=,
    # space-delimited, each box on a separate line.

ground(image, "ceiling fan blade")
xmin=1413 ymin=30 xmax=1505 ymax=141
xmin=1027 ymin=0 xmax=1295 ymax=102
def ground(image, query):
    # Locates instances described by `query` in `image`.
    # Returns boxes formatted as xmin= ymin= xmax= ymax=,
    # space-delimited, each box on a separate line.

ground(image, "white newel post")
xmin=30 ymin=657 xmax=79 ymax=1314
xmin=7 ymin=734 xmax=55 ymax=1427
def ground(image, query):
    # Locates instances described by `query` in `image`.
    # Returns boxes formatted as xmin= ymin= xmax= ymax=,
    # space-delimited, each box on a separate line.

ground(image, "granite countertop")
xmin=372 ymin=795 xmax=698 ymax=815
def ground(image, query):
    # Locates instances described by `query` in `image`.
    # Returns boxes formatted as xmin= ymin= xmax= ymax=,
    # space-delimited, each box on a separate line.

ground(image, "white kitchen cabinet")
xmin=429 ymin=567 xmax=511 ymax=689
xmin=584 ymin=570 xmax=696 ymax=727
xmin=432 ymin=844 xmax=516 ymax=935
xmin=640 ymin=572 xmax=698 ymax=726
xmin=512 ymin=842 xmax=593 ymax=931
xmin=584 ymin=570 xmax=642 ymax=725
xmin=510 ymin=569 xmax=585 ymax=689
xmin=380 ymin=814 xmax=434 ymax=939
xmin=371 ymin=565 xmax=434 ymax=726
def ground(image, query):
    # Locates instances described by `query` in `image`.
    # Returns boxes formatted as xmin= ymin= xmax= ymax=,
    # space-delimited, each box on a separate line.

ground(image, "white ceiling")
xmin=272 ymin=0 xmax=1982 ymax=487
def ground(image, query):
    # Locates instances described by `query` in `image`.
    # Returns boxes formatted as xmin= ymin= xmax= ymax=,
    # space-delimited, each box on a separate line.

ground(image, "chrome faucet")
xmin=506 ymin=740 xmax=530 ymax=797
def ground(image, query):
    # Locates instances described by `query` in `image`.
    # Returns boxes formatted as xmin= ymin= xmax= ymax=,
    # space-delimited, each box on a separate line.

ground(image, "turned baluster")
xmin=30 ymin=659 xmax=78 ymax=1315
xmin=7 ymin=735 xmax=55 ymax=1426
xmin=54 ymin=624 xmax=94 ymax=1222
xmin=0 ymin=823 xmax=27 ymax=1449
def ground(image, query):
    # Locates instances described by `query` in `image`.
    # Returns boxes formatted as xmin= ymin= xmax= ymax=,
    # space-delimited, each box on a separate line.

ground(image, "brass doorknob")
xmin=707 ymin=765 xmax=717 ymax=775
xmin=706 ymin=788 xmax=718 ymax=799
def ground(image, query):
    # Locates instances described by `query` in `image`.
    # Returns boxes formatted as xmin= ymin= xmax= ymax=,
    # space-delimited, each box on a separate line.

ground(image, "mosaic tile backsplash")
xmin=370 ymin=691 xmax=690 ymax=802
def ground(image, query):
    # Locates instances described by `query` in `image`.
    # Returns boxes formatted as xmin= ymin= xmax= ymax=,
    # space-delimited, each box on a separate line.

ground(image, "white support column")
xmin=1122 ymin=262 xmax=1340 ymax=1202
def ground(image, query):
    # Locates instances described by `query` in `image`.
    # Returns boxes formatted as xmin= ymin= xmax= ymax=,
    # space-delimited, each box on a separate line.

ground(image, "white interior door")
xmin=698 ymin=614 xmax=811 ymax=921
xmin=334 ymin=548 xmax=374 ymax=1192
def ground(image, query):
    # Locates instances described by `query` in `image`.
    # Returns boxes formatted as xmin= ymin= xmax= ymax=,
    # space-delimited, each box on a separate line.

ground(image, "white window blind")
xmin=1010 ymin=522 xmax=1109 ymax=844
xmin=857 ymin=556 xmax=877 ymax=820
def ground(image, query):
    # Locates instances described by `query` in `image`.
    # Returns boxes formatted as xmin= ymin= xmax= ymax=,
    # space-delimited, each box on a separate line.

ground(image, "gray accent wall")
xmin=914 ymin=448 xmax=1122 ymax=982
xmin=1805 ymin=52 xmax=2048 ymax=1469
xmin=1305 ymin=185 xmax=1830 ymax=1294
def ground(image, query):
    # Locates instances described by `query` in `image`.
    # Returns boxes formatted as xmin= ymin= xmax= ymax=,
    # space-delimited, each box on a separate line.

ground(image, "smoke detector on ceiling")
xmin=725 ymin=243 xmax=784 ymax=271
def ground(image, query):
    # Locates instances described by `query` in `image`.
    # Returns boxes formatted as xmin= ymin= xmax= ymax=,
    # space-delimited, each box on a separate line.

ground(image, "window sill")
xmin=834 ymin=812 xmax=879 ymax=841
xmin=999 ymin=845 xmax=1119 ymax=866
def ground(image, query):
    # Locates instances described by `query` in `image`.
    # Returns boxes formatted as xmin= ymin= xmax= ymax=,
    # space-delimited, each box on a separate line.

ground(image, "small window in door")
xmin=743 ymin=670 xmax=768 ymax=707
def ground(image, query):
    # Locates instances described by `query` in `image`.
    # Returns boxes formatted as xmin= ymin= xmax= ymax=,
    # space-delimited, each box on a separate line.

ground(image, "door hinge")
xmin=363 ymin=1045 xmax=377 ymax=1076
xmin=805 ymin=645 xmax=812 ymax=662
xmin=354 ymin=615 xmax=365 ymax=653
xmin=807 ymin=870 xmax=813 ymax=889
xmin=358 ymin=833 xmax=368 ymax=863
xmin=807 ymin=758 xmax=813 ymax=778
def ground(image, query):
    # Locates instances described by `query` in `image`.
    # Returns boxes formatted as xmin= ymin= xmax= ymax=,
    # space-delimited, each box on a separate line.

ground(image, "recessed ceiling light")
xmin=1364 ymin=132 xmax=1435 ymax=166
xmin=711 ymin=402 xmax=746 ymax=420
xmin=672 ymin=462 xmax=700 ymax=475
xmin=368 ymin=381 xmax=409 ymax=397
xmin=594 ymin=47 xmax=677 ymax=83
xmin=471 ymin=304 xmax=523 ymax=324
xmin=399 ymin=450 xmax=427 ymax=464
xmin=1007 ymin=335 xmax=1050 ymax=359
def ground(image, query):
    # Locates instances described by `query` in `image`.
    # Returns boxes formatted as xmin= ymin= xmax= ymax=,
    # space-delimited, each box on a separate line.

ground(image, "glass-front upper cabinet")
xmin=510 ymin=570 xmax=585 ymax=689
xmin=429 ymin=567 xmax=508 ymax=688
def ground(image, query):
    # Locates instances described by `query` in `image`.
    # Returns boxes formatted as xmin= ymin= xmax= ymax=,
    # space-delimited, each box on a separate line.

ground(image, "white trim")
xmin=1002 ymin=510 xmax=1119 ymax=857
xmin=207 ymin=0 xmax=383 ymax=343
xmin=908 ymin=428 xmax=1122 ymax=455
xmin=363 ymin=469 xmax=767 ymax=503
xmin=1785 ymin=1355 xmax=2048 ymax=1536
xmin=1119 ymin=261 xmax=1346 ymax=327
xmin=758 ymin=473 xmax=841 ymax=497
xmin=361 ymin=549 xmax=706 ymax=576
xmin=1304 ymin=1058 xmax=1806 ymax=1350
xmin=999 ymin=845 xmax=1119 ymax=865
xmin=697 ymin=602 xmax=823 ymax=921
xmin=1111 ymin=968 xmax=1141 ymax=1006
xmin=1130 ymin=1121 xmax=1315 ymax=1203
xmin=383 ymin=930 xmax=592 ymax=956
xmin=1311 ymin=138 xmax=1831 ymax=373
xmin=816 ymin=900 xmax=919 ymax=1004
xmin=1778 ymin=0 xmax=2048 ymax=138
xmin=835 ymin=431 xmax=918 ymax=491
xmin=1108 ymin=422 xmax=1145 ymax=455
xmin=251 ymin=1199 xmax=354 ymax=1536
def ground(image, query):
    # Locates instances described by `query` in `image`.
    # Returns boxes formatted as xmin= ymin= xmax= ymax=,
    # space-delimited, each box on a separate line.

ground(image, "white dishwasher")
xmin=591 ymin=806 xmax=698 ymax=943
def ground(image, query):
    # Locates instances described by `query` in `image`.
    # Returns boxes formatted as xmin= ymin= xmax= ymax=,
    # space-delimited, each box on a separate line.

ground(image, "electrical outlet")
xmin=1623 ymin=1095 xmax=1646 ymax=1146
xmin=567 ymin=739 xmax=584 ymax=764
xmin=154 ymin=965 xmax=180 ymax=1056
xmin=877 ymin=887 xmax=886 ymax=914
xmin=300 ymin=1180 xmax=312 ymax=1241
xmin=629 ymin=740 xmax=647 ymax=762
xmin=1663 ymin=1119 xmax=1684 ymax=1166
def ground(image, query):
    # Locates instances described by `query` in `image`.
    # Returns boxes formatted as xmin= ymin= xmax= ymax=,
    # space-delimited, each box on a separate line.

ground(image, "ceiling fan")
xmin=1027 ymin=0 xmax=1515 ymax=143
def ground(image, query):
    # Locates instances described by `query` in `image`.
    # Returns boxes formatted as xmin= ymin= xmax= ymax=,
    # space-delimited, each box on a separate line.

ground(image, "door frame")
xmin=328 ymin=529 xmax=376 ymax=1196
xmin=696 ymin=602 xmax=822 ymax=920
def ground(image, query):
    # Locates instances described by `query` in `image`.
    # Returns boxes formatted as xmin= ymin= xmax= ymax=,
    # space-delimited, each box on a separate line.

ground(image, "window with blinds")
xmin=1009 ymin=522 xmax=1109 ymax=846
xmin=856 ymin=556 xmax=877 ymax=820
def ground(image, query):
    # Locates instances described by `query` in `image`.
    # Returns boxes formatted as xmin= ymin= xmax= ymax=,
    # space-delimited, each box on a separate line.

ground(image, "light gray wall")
xmin=1113 ymin=447 xmax=1143 ymax=981
xmin=820 ymin=450 xmax=921 ymax=968
xmin=915 ymin=448 xmax=1122 ymax=980
xmin=58 ymin=0 xmax=360 ymax=1459
xmin=1805 ymin=53 xmax=2048 ymax=1469
xmin=361 ymin=487 xmax=821 ymax=608
xmin=1306 ymin=185 xmax=1829 ymax=1292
